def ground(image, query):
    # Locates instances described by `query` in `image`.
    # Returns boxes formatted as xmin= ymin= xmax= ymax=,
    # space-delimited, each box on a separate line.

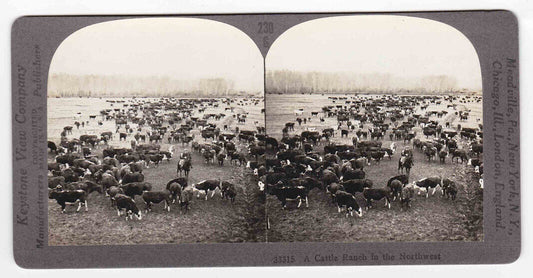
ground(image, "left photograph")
xmin=47 ymin=18 xmax=266 ymax=245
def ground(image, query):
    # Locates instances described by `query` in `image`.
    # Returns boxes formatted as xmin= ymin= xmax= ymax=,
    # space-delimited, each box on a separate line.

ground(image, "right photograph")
xmin=264 ymin=15 xmax=483 ymax=242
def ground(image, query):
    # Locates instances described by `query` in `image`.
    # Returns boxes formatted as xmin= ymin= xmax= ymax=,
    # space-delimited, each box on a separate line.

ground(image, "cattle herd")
xmin=48 ymin=97 xmax=265 ymax=221
xmin=260 ymin=93 xmax=483 ymax=220
xmin=48 ymin=93 xmax=483 ymax=242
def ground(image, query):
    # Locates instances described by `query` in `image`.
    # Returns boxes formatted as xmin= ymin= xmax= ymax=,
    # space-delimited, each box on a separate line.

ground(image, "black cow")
xmin=48 ymin=176 xmax=65 ymax=189
xmin=451 ymin=149 xmax=468 ymax=163
xmin=363 ymin=188 xmax=391 ymax=209
xmin=326 ymin=182 xmax=344 ymax=202
xmin=142 ymin=190 xmax=172 ymax=212
xmin=48 ymin=141 xmax=58 ymax=154
xmin=166 ymin=177 xmax=187 ymax=203
xmin=48 ymin=189 xmax=88 ymax=213
xmin=441 ymin=178 xmax=458 ymax=200
xmin=63 ymin=181 xmax=103 ymax=195
xmin=387 ymin=174 xmax=409 ymax=187
xmin=388 ymin=179 xmax=403 ymax=201
xmin=120 ymin=182 xmax=152 ymax=199
xmin=220 ymin=181 xmax=237 ymax=203
xmin=121 ymin=172 xmax=145 ymax=184
xmin=342 ymin=168 xmax=365 ymax=180
xmin=271 ymin=185 xmax=309 ymax=209
xmin=320 ymin=169 xmax=339 ymax=186
xmin=115 ymin=194 xmax=142 ymax=220
xmin=334 ymin=190 xmax=362 ymax=217
xmin=107 ymin=186 xmax=123 ymax=206
xmin=340 ymin=179 xmax=373 ymax=194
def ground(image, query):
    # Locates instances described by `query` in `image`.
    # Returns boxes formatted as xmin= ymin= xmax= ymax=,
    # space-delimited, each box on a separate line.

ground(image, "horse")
xmin=177 ymin=158 xmax=192 ymax=177
xmin=398 ymin=155 xmax=414 ymax=175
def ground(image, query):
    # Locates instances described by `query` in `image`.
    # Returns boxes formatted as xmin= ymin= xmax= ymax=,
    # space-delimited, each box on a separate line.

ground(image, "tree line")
xmin=266 ymin=70 xmax=468 ymax=95
xmin=48 ymin=74 xmax=260 ymax=97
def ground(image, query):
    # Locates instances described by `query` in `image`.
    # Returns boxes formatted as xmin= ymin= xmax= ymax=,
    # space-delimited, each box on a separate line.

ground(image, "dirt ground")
xmin=48 ymin=97 xmax=266 ymax=245
xmin=264 ymin=93 xmax=483 ymax=242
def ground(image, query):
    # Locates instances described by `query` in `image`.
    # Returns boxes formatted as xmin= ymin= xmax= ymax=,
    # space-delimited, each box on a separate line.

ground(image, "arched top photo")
xmin=49 ymin=17 xmax=264 ymax=98
xmin=266 ymin=15 xmax=482 ymax=94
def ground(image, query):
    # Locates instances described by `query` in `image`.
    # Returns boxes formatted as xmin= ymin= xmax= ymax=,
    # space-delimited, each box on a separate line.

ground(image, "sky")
xmin=49 ymin=18 xmax=264 ymax=93
xmin=266 ymin=15 xmax=482 ymax=91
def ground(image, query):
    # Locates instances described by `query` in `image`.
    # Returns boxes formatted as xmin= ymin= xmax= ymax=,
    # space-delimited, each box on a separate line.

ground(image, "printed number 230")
xmin=258 ymin=22 xmax=274 ymax=34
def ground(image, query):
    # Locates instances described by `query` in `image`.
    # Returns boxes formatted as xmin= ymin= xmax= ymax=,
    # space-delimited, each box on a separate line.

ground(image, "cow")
xmin=442 ymin=178 xmax=458 ymax=200
xmin=107 ymin=186 xmax=123 ymax=206
xmin=48 ymin=189 xmax=88 ymax=213
xmin=230 ymin=152 xmax=247 ymax=166
xmin=217 ymin=153 xmax=227 ymax=166
xmin=387 ymin=174 xmax=409 ymax=187
xmin=120 ymin=182 xmax=152 ymax=199
xmin=413 ymin=177 xmax=442 ymax=198
xmin=400 ymin=184 xmax=415 ymax=210
xmin=101 ymin=173 xmax=119 ymax=193
xmin=142 ymin=190 xmax=172 ymax=212
xmin=352 ymin=157 xmax=370 ymax=170
xmin=326 ymin=182 xmax=344 ymax=202
xmin=363 ymin=188 xmax=391 ymax=209
xmin=48 ymin=141 xmax=58 ymax=154
xmin=114 ymin=194 xmax=142 ymax=220
xmin=438 ymin=150 xmax=447 ymax=163
xmin=451 ymin=149 xmax=469 ymax=163
xmin=320 ymin=169 xmax=339 ymax=186
xmin=63 ymin=180 xmax=103 ymax=195
xmin=166 ymin=177 xmax=187 ymax=203
xmin=48 ymin=176 xmax=65 ymax=189
xmin=193 ymin=180 xmax=221 ymax=200
xmin=120 ymin=172 xmax=144 ymax=184
xmin=334 ymin=190 xmax=363 ymax=217
xmin=340 ymin=179 xmax=373 ymax=194
xmin=180 ymin=185 xmax=194 ymax=212
xmin=388 ymin=179 xmax=403 ymax=201
xmin=342 ymin=168 xmax=365 ymax=181
xmin=471 ymin=143 xmax=483 ymax=157
xmin=271 ymin=184 xmax=309 ymax=209
xmin=220 ymin=181 xmax=237 ymax=203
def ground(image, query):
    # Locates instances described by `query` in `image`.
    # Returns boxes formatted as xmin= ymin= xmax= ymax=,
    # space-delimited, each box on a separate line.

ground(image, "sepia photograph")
xmin=47 ymin=18 xmax=266 ymax=245
xmin=263 ymin=15 xmax=484 ymax=242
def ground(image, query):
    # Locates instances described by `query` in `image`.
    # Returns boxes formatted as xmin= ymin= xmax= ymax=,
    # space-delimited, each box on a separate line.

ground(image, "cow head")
xmin=257 ymin=181 xmax=265 ymax=192
xmin=354 ymin=207 xmax=363 ymax=217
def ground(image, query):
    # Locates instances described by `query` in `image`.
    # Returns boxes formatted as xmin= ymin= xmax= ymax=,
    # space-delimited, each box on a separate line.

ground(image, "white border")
xmin=2 ymin=0 xmax=531 ymax=277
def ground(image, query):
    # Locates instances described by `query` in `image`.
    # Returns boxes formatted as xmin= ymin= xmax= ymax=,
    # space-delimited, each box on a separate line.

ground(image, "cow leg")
xmin=76 ymin=202 xmax=82 ymax=212
xmin=297 ymin=197 xmax=302 ymax=208
xmin=432 ymin=187 xmax=437 ymax=195
xmin=117 ymin=209 xmax=121 ymax=216
xmin=211 ymin=190 xmax=216 ymax=198
xmin=85 ymin=200 xmax=88 ymax=211
xmin=338 ymin=206 xmax=341 ymax=213
xmin=205 ymin=191 xmax=208 ymax=200
xmin=305 ymin=196 xmax=309 ymax=208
